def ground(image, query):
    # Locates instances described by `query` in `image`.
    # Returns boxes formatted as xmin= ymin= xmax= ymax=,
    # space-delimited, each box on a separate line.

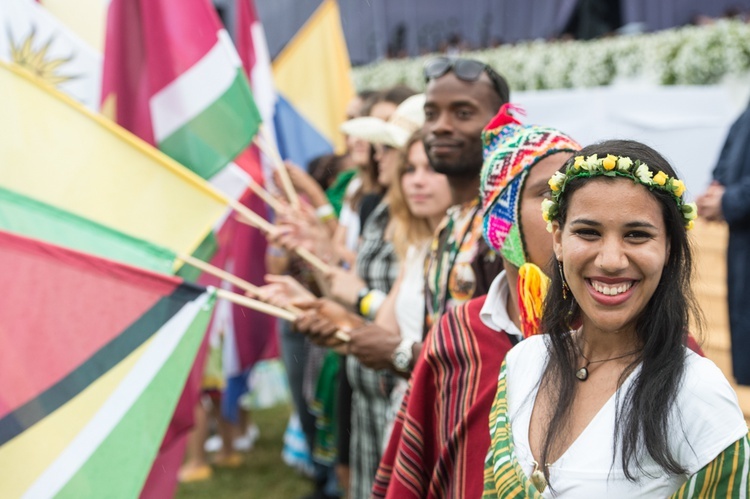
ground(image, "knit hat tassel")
xmin=517 ymin=262 xmax=550 ymax=338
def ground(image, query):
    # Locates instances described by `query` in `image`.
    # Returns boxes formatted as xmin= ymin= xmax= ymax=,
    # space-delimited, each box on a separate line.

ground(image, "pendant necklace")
xmin=530 ymin=460 xmax=549 ymax=492
xmin=575 ymin=342 xmax=641 ymax=381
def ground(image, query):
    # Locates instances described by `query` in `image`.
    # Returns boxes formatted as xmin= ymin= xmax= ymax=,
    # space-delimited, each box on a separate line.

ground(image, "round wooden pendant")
xmin=575 ymin=367 xmax=589 ymax=381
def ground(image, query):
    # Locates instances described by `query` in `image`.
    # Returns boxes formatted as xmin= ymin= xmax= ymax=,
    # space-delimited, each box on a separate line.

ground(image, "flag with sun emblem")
xmin=0 ymin=0 xmax=101 ymax=109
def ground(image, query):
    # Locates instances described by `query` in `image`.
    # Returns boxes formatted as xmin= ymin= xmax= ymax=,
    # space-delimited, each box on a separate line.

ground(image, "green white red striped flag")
xmin=101 ymin=0 xmax=262 ymax=180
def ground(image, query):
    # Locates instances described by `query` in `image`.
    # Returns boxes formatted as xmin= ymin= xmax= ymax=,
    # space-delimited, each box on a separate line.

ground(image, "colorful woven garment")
xmin=478 ymin=105 xmax=580 ymax=336
xmin=482 ymin=361 xmax=543 ymax=499
xmin=372 ymin=295 xmax=516 ymax=499
xmin=479 ymin=105 xmax=581 ymax=268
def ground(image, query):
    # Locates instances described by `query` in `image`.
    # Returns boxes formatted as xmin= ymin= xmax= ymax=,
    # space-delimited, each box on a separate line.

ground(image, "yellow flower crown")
xmin=541 ymin=154 xmax=698 ymax=232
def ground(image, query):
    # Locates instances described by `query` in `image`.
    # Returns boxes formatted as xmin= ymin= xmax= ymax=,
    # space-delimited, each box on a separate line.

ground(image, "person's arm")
xmin=669 ymin=434 xmax=750 ymax=498
xmin=721 ymin=175 xmax=750 ymax=225
xmin=713 ymin=109 xmax=750 ymax=224
xmin=254 ymin=274 xmax=316 ymax=309
xmin=293 ymin=298 xmax=364 ymax=353
xmin=373 ymin=266 xmax=404 ymax=335
xmin=332 ymin=223 xmax=357 ymax=268
xmin=711 ymin=120 xmax=739 ymax=184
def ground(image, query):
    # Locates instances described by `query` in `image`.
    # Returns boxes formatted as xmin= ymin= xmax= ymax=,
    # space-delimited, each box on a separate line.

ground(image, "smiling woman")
xmin=484 ymin=140 xmax=749 ymax=498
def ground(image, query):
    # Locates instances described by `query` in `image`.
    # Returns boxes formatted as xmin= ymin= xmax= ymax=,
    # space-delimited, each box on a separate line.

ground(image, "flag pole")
xmin=229 ymin=200 xmax=332 ymax=274
xmin=245 ymin=176 xmax=286 ymax=212
xmin=216 ymin=288 xmax=297 ymax=321
xmin=215 ymin=288 xmax=350 ymax=342
xmin=254 ymin=126 xmax=300 ymax=209
xmin=177 ymin=253 xmax=303 ymax=315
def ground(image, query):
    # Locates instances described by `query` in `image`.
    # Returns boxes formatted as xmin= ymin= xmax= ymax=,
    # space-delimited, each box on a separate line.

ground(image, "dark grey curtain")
xmin=621 ymin=0 xmax=750 ymax=31
xmin=252 ymin=0 xmax=750 ymax=65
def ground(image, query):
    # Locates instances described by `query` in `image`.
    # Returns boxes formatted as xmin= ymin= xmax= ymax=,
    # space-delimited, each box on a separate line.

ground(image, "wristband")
xmin=359 ymin=289 xmax=386 ymax=320
xmin=315 ymin=203 xmax=336 ymax=223
xmin=355 ymin=287 xmax=370 ymax=314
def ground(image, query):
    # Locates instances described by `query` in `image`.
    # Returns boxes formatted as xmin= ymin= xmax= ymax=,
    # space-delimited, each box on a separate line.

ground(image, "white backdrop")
xmin=515 ymin=80 xmax=750 ymax=200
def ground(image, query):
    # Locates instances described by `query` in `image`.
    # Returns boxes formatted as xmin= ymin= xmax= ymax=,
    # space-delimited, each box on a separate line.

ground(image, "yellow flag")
xmin=0 ymin=61 xmax=229 ymax=257
xmin=272 ymin=0 xmax=355 ymax=153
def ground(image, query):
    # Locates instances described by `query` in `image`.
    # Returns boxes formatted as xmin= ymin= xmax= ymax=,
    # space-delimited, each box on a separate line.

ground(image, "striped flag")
xmin=0 ymin=230 xmax=216 ymax=498
xmin=0 ymin=186 xmax=177 ymax=276
xmin=101 ymin=0 xmax=261 ymax=180
xmin=0 ymin=61 xmax=229 ymax=261
xmin=199 ymin=0 xmax=280 ymax=384
xmin=100 ymin=3 xmax=274 ymax=494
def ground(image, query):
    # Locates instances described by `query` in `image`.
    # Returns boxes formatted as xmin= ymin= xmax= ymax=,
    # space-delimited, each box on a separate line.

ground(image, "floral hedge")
xmin=352 ymin=20 xmax=750 ymax=92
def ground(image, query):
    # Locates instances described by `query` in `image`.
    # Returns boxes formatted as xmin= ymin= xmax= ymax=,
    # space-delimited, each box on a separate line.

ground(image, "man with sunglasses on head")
xmin=343 ymin=58 xmax=509 ymax=381
xmin=368 ymin=57 xmax=510 ymax=498
xmin=416 ymin=57 xmax=509 ymax=361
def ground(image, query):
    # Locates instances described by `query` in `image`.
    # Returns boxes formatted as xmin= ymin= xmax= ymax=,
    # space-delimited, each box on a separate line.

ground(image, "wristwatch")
xmin=392 ymin=339 xmax=416 ymax=373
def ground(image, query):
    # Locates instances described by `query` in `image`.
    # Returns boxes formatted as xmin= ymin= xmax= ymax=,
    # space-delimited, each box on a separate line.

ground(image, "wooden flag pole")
xmin=227 ymin=197 xmax=276 ymax=233
xmin=216 ymin=288 xmax=297 ymax=322
xmin=231 ymin=204 xmax=332 ymax=274
xmin=177 ymin=253 xmax=304 ymax=316
xmin=215 ymin=288 xmax=350 ymax=342
xmin=246 ymin=176 xmax=286 ymax=213
xmin=294 ymin=247 xmax=332 ymax=275
xmin=178 ymin=253 xmax=260 ymax=294
xmin=254 ymin=126 xmax=300 ymax=209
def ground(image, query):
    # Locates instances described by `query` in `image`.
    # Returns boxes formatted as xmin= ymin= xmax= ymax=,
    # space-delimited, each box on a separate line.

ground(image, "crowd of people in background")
xmin=181 ymin=54 xmax=750 ymax=498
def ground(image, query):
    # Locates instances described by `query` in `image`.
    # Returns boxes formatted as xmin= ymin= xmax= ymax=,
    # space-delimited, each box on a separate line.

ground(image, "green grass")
xmin=176 ymin=404 xmax=313 ymax=499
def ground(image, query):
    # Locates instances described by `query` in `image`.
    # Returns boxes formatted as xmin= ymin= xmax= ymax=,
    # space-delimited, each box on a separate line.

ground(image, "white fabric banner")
xmin=515 ymin=81 xmax=750 ymax=198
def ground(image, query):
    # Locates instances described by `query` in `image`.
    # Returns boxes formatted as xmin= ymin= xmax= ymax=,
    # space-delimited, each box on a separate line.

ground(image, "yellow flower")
xmin=548 ymin=177 xmax=559 ymax=191
xmin=653 ymin=171 xmax=668 ymax=186
xmin=602 ymin=154 xmax=617 ymax=171
xmin=686 ymin=220 xmax=695 ymax=230
xmin=672 ymin=179 xmax=686 ymax=197
xmin=573 ymin=156 xmax=584 ymax=170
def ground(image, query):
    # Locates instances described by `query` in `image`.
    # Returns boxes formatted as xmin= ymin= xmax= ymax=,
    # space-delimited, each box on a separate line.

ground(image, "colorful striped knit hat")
xmin=479 ymin=104 xmax=581 ymax=336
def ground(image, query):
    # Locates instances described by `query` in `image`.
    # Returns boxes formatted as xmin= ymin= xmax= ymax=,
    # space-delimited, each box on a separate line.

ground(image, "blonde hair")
xmin=388 ymin=131 xmax=436 ymax=259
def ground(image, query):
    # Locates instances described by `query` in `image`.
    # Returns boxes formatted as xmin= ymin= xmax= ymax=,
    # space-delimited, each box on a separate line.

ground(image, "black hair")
xmin=307 ymin=154 xmax=347 ymax=190
xmin=539 ymin=139 xmax=703 ymax=483
xmin=360 ymin=85 xmax=417 ymax=116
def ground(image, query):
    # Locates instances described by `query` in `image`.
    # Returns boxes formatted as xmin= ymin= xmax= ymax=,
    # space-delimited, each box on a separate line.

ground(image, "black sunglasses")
xmin=423 ymin=57 xmax=509 ymax=104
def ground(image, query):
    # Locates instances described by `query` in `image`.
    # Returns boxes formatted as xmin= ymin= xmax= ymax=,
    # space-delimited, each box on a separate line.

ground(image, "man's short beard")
xmin=429 ymin=152 xmax=483 ymax=179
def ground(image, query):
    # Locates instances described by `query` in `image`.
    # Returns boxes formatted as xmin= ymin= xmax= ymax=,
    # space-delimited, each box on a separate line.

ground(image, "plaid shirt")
xmin=348 ymin=200 xmax=399 ymax=499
